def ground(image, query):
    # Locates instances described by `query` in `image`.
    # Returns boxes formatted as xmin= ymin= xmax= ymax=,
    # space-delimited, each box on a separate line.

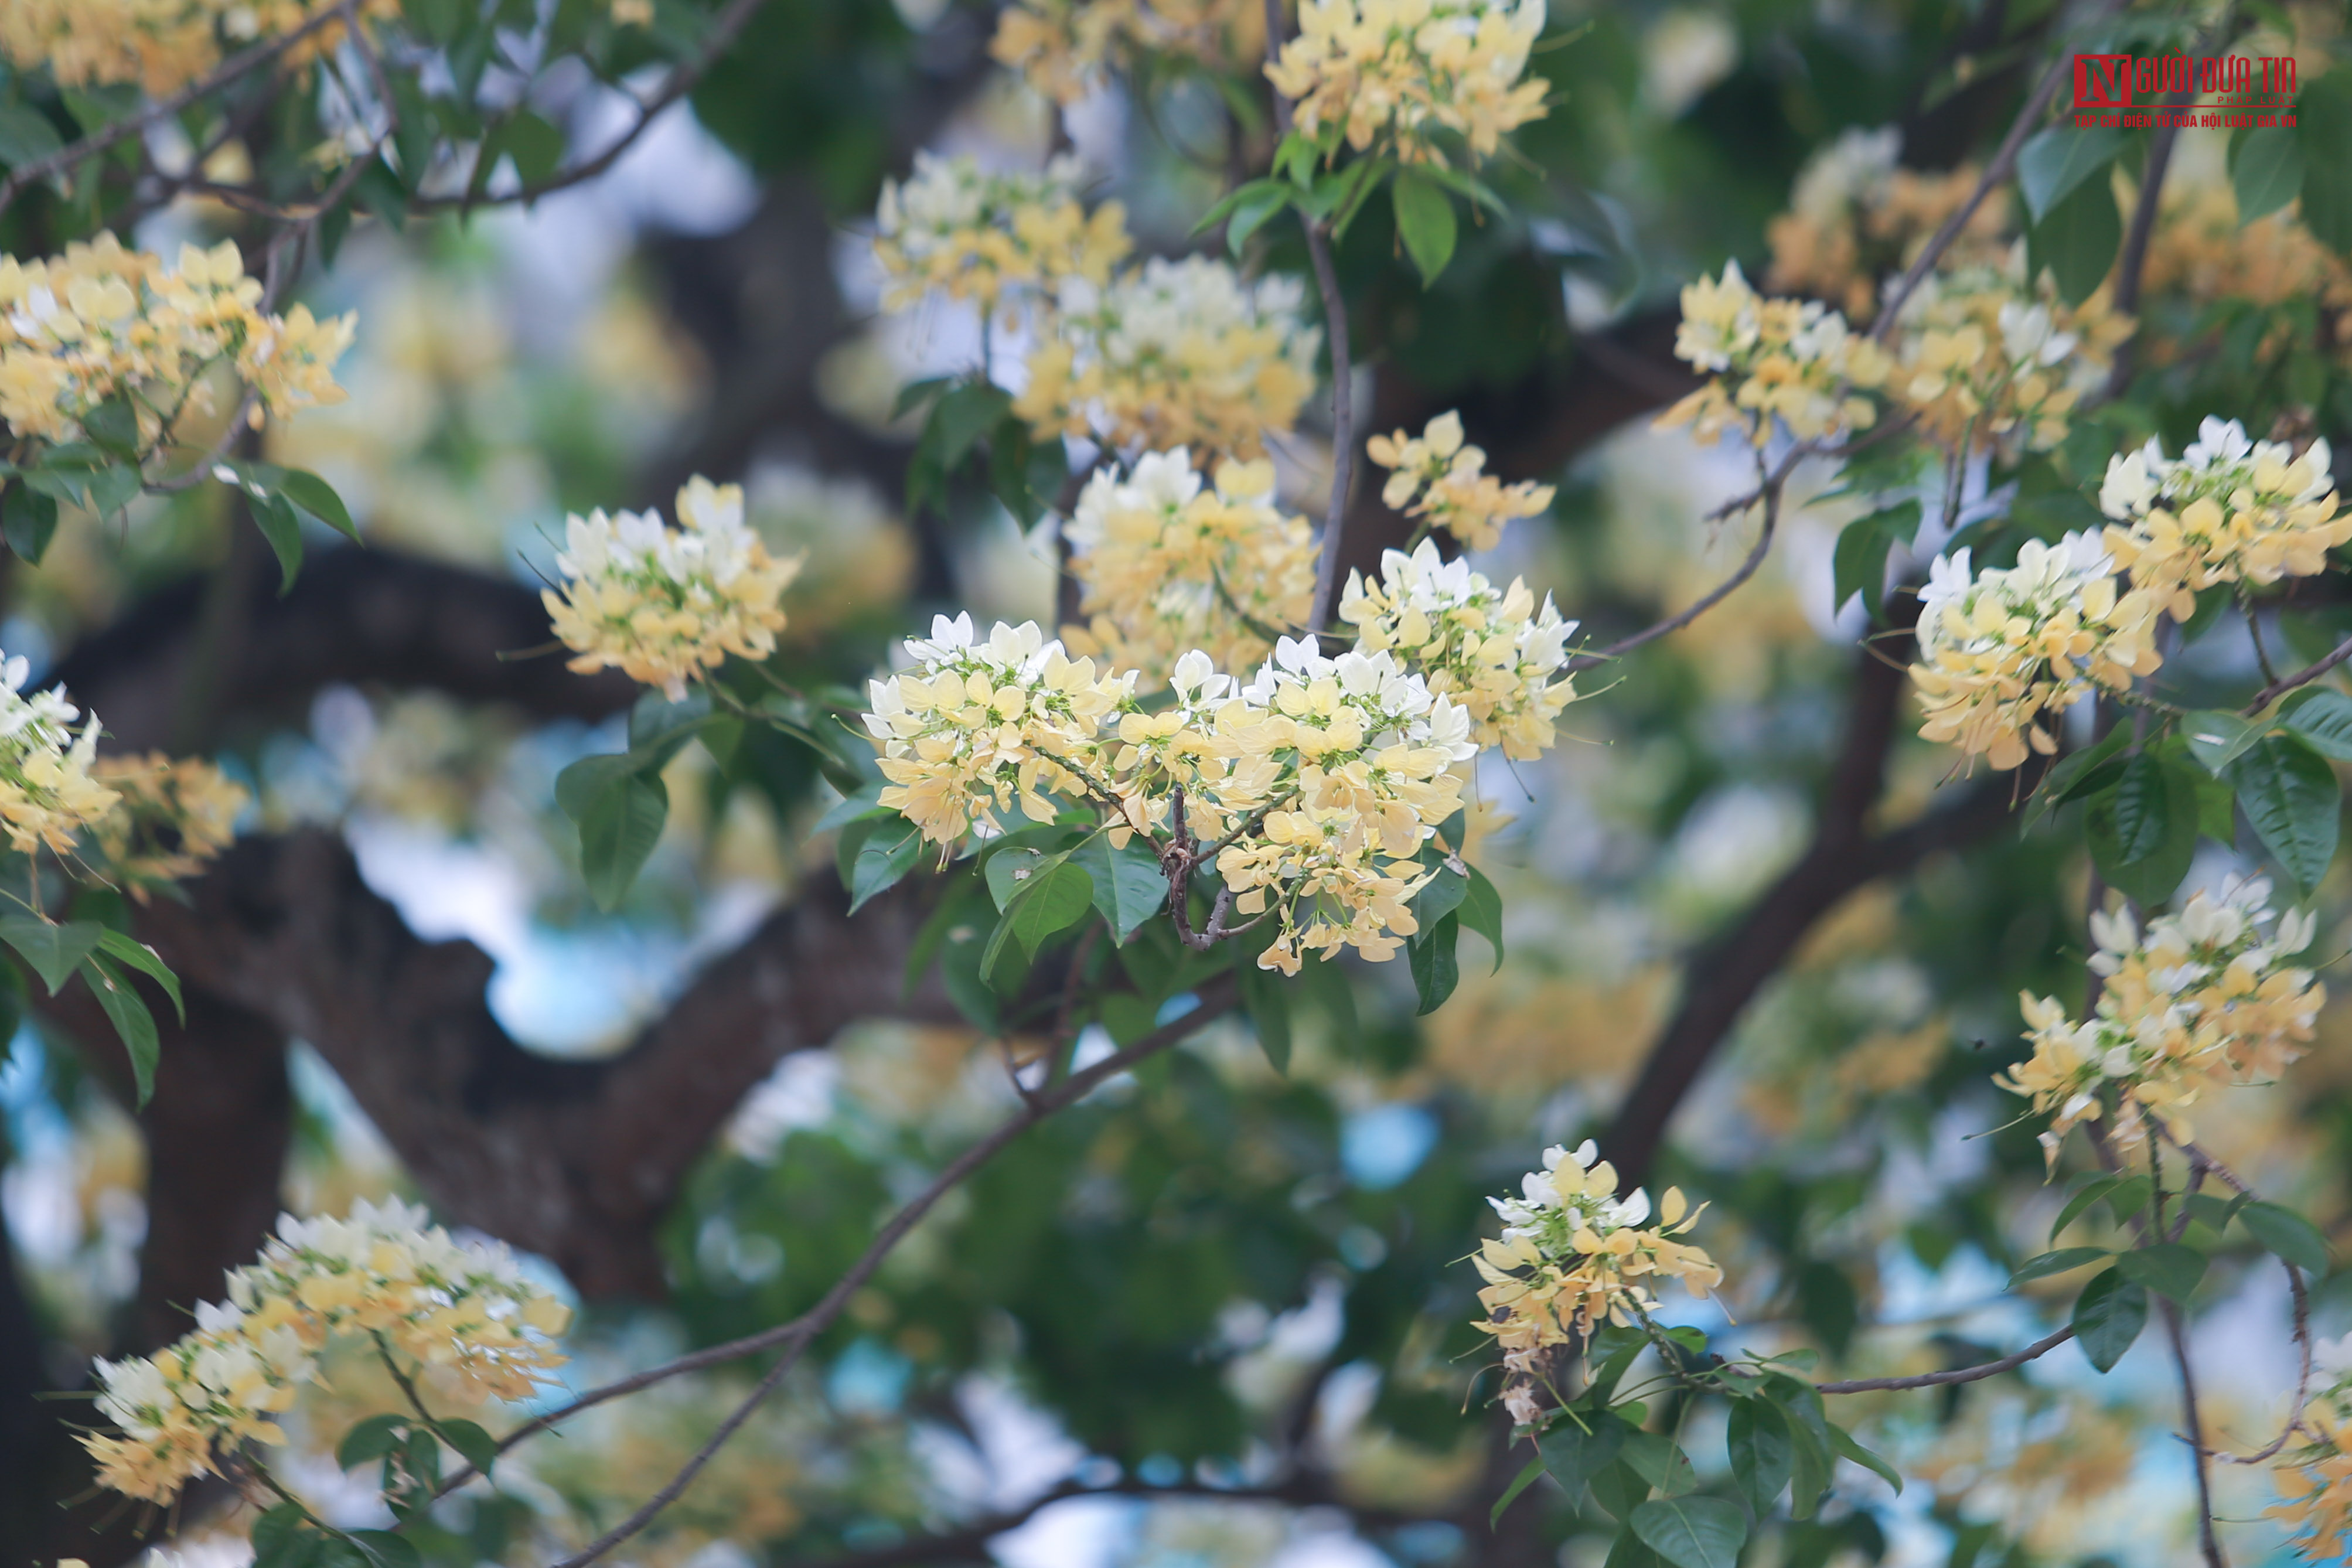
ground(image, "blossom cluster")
xmin=1365 ymin=411 xmax=1557 ymax=550
xmin=2276 ymin=1344 xmax=2352 ymax=1559
xmin=0 ymin=236 xmax=354 ymax=452
xmin=2145 ymin=184 xmax=2352 ymax=322
xmin=1016 ymin=255 xmax=1320 ymax=458
xmin=1472 ymin=1140 xmax=1720 ymax=1423
xmin=1908 ymin=533 xmax=2164 ymax=771
xmin=1061 ymin=448 xmax=1316 ymax=681
xmin=990 ymin=0 xmax=1264 ymax=104
xmin=0 ymin=653 xmax=117 ymax=856
xmin=543 ymin=476 xmax=802 ymax=701
xmin=83 ymin=1198 xmax=572 ymax=1506
xmin=1656 ymin=260 xmax=1891 ymax=448
xmin=88 ymin=752 xmax=248 ymax=894
xmin=2099 ymin=417 xmax=2346 ymax=619
xmin=1764 ymin=126 xmax=2010 ymax=322
xmin=0 ymin=0 xmax=394 ymax=96
xmin=871 ymin=153 xmax=1130 ymax=318
xmin=1886 ymin=257 xmax=2129 ymax=456
xmin=1341 ymin=540 xmax=1575 ymax=759
xmin=1266 ymin=0 xmax=1552 ymax=166
xmin=1997 ymin=878 xmax=2321 ymax=1163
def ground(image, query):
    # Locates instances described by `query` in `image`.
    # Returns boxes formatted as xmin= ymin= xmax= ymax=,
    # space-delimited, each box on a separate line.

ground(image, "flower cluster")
xmin=82 ymin=1198 xmax=571 ymax=1506
xmin=2145 ymin=184 xmax=2352 ymax=322
xmin=1763 ymin=126 xmax=2011 ymax=322
xmin=990 ymin=0 xmax=1265 ymax=104
xmin=1341 ymin=540 xmax=1576 ymax=759
xmin=1266 ymin=0 xmax=1552 ymax=166
xmin=2276 ymin=1342 xmax=2352 ymax=1559
xmin=543 ymin=476 xmax=802 ymax=700
xmin=1017 ymin=255 xmax=1320 ymax=458
xmin=1908 ymin=533 xmax=2163 ymax=771
xmin=0 ymin=653 xmax=117 ymax=856
xmin=0 ymin=236 xmax=354 ymax=452
xmin=862 ymin=616 xmax=1136 ymax=846
xmin=1884 ymin=257 xmax=2128 ymax=456
xmin=0 ymin=0 xmax=393 ymax=96
xmin=1998 ymin=878 xmax=2321 ymax=1163
xmin=2099 ymin=417 xmax=2346 ymax=619
xmin=1656 ymin=261 xmax=1891 ymax=448
xmin=871 ymin=153 xmax=1130 ymax=317
xmin=1365 ymin=411 xmax=1557 ymax=551
xmin=1061 ymin=448 xmax=1316 ymax=681
xmin=1472 ymin=1140 xmax=1720 ymax=1422
xmin=88 ymin=752 xmax=247 ymax=894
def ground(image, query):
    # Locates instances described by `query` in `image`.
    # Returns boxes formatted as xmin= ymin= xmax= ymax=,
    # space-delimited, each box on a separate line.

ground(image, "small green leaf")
xmin=848 ymin=819 xmax=922 ymax=913
xmin=1459 ymin=863 xmax=1504 ymax=972
xmin=279 ymin=468 xmax=361 ymax=541
xmin=1391 ymin=169 xmax=1458 ymax=286
xmin=0 ymin=103 xmax=64 ymax=169
xmin=1726 ymin=1397 xmax=1793 ymax=1513
xmin=577 ymin=771 xmax=669 ymax=910
xmin=2028 ymin=172 xmax=2122 ymax=306
xmin=437 ymin=1416 xmax=499 ymax=1477
xmin=2180 ymin=710 xmax=2267 ymax=775
xmin=0 ymin=916 xmax=103 ymax=994
xmin=1407 ymin=912 xmax=1460 ymax=1015
xmin=81 ymin=398 xmax=141 ymax=460
xmin=1629 ymin=1496 xmax=1747 ymax=1568
xmin=96 ymin=929 xmax=183 ymax=1024
xmin=2105 ymin=752 xmax=2174 ymax=863
xmin=2008 ymin=1246 xmax=2109 ymax=1287
xmin=2115 ymin=1240 xmax=2207 ymax=1303
xmin=248 ymin=1502 xmax=314 ymax=1568
xmin=2084 ymin=751 xmax=2197 ymax=905
xmin=2030 ymin=723 xmax=2132 ymax=824
xmin=1411 ymin=862 xmax=1467 ymax=928
xmin=81 ymin=955 xmax=159 ymax=1108
xmin=1832 ymin=513 xmax=1895 ymax=618
xmin=2071 ymin=1266 xmax=2149 ymax=1372
xmin=2 ymin=482 xmax=57 ymax=564
xmin=812 ymin=780 xmax=889 ymax=836
xmin=338 ymin=1413 xmax=409 ymax=1470
xmin=1070 ymin=834 xmax=1168 ymax=943
xmin=2227 ymin=732 xmax=2340 ymax=893
xmin=250 ymin=490 xmax=307 ymax=594
xmin=1826 ymin=1422 xmax=1903 ymax=1493
xmin=932 ymin=381 xmax=1015 ymax=471
xmin=1225 ymin=181 xmax=1292 ymax=255
xmin=2242 ymin=1199 xmax=2331 ymax=1277
xmin=2019 ymin=125 xmax=2122 ymax=220
xmin=346 ymin=1532 xmax=421 ymax=1568
xmin=1490 ymin=1453 xmax=1546 ymax=1526
xmin=1535 ymin=1410 xmax=1629 ymax=1502
xmin=2231 ymin=124 xmax=2305 ymax=224
xmin=2051 ymin=1174 xmax=2122 ymax=1242
xmin=1006 ymin=860 xmax=1093 ymax=960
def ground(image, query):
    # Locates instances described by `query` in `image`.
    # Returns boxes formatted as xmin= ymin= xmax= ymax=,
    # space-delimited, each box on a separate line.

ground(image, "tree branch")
xmin=1816 ymin=1324 xmax=2075 ymax=1394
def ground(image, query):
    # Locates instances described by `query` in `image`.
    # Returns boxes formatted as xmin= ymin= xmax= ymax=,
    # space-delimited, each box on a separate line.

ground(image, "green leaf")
xmin=1490 ymin=1453 xmax=1546 ymax=1526
xmin=0 ymin=103 xmax=64 ymax=169
xmin=2070 ymin=1266 xmax=2148 ymax=1372
xmin=891 ymin=376 xmax=951 ymax=421
xmin=1069 ymin=834 xmax=1168 ymax=943
xmin=2241 ymin=1199 xmax=2330 ymax=1277
xmin=1391 ymin=170 xmax=1458 ymax=286
xmin=1727 ymin=1397 xmax=1794 ymax=1514
xmin=2 ymin=483 xmax=56 ymax=564
xmin=1238 ymin=957 xmax=1291 ymax=1073
xmin=2008 ymin=1246 xmax=2109 ymax=1287
xmin=2105 ymin=1174 xmax=2153 ymax=1223
xmin=2051 ymin=1174 xmax=2122 ymax=1242
xmin=250 ymin=491 xmax=307 ymax=594
xmin=2018 ymin=124 xmax=2122 ymax=220
xmin=2028 ymin=172 xmax=2122 ymax=306
xmin=437 ymin=1416 xmax=499 ymax=1477
xmin=1620 ymin=1430 xmax=1697 ymax=1496
xmin=81 ymin=398 xmax=140 ymax=460
xmin=1535 ymin=1410 xmax=1629 ymax=1502
xmin=1765 ymin=1372 xmax=1835 ymax=1519
xmin=2115 ymin=1241 xmax=2207 ymax=1303
xmin=2227 ymin=732 xmax=2340 ymax=893
xmin=81 ymin=955 xmax=159 ymax=1109
xmin=1602 ymin=1530 xmax=1663 ymax=1568
xmin=1407 ymin=912 xmax=1460 ymax=1015
xmin=1412 ymin=862 xmax=1467 ymax=928
xmin=1225 ymin=182 xmax=1293 ymax=255
xmin=2180 ymin=710 xmax=2268 ymax=775
xmin=577 ymin=771 xmax=668 ymax=911
xmin=2105 ymin=752 xmax=2174 ymax=863
xmin=1459 ymin=863 xmax=1504 ymax=972
xmin=2084 ymin=751 xmax=2197 ymax=904
xmin=2282 ymin=688 xmax=2352 ymax=762
xmin=0 ymin=916 xmax=102 ymax=995
xmin=96 ymin=929 xmax=183 ymax=1024
xmin=338 ymin=1412 xmax=409 ymax=1470
xmin=848 ymin=818 xmax=922 ymax=913
xmin=1006 ymin=860 xmax=1093 ymax=960
xmin=279 ymin=468 xmax=361 ymax=542
xmin=2231 ymin=124 xmax=2305 ymax=224
xmin=812 ymin=779 xmax=889 ymax=836
xmin=1832 ymin=513 xmax=1895 ymax=618
xmin=1629 ymin=1496 xmax=1747 ymax=1568
xmin=932 ymin=381 xmax=1015 ymax=471
xmin=346 ymin=1531 xmax=421 ymax=1568
xmin=2030 ymin=722 xmax=2132 ymax=824
xmin=1826 ymin=1422 xmax=1903 ymax=1494
xmin=1586 ymin=1459 xmax=1646 ymax=1521
xmin=2299 ymin=70 xmax=2352 ymax=256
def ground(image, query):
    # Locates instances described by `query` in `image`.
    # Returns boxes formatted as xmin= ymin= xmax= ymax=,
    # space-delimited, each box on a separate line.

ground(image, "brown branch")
xmin=1304 ymin=222 xmax=1354 ymax=633
xmin=538 ymin=980 xmax=1240 ymax=1566
xmin=1816 ymin=1324 xmax=2075 ymax=1395
xmin=1563 ymin=476 xmax=1781 ymax=676
xmin=2244 ymin=632 xmax=2352 ymax=713
xmin=2163 ymin=1298 xmax=2231 ymax=1568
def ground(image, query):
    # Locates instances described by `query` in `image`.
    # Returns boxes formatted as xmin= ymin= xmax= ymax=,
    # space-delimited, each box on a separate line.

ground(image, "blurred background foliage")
xmin=4 ymin=0 xmax=2352 ymax=1564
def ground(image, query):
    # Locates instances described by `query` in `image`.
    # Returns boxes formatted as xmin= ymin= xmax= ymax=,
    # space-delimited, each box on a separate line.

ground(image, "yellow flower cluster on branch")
xmin=2144 ymin=185 xmax=2352 ymax=321
xmin=872 ymin=153 xmax=1130 ymax=317
xmin=1655 ymin=261 xmax=1890 ymax=448
xmin=1365 ymin=411 xmax=1556 ymax=550
xmin=1017 ymin=255 xmax=1320 ymax=458
xmin=0 ymin=236 xmax=354 ymax=452
xmin=543 ymin=476 xmax=802 ymax=701
xmin=1341 ymin=538 xmax=1577 ymax=759
xmin=1472 ymin=1138 xmax=1720 ymax=1422
xmin=990 ymin=0 xmax=1266 ymax=104
xmin=0 ymin=0 xmax=395 ymax=96
xmin=88 ymin=751 xmax=247 ymax=895
xmin=1884 ymin=258 xmax=2128 ymax=457
xmin=1266 ymin=0 xmax=1552 ymax=166
xmin=1061 ymin=447 xmax=1315 ymax=682
xmin=1908 ymin=533 xmax=2163 ymax=771
xmin=82 ymin=1198 xmax=571 ymax=1506
xmin=1764 ymin=126 xmax=2010 ymax=322
xmin=2099 ymin=417 xmax=2346 ymax=619
xmin=2276 ymin=1344 xmax=2352 ymax=1559
xmin=1998 ymin=879 xmax=2320 ymax=1165
xmin=0 ymin=653 xmax=117 ymax=855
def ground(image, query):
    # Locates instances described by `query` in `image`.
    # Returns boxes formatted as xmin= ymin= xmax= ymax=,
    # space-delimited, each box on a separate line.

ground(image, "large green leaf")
xmin=2008 ymin=1246 xmax=2109 ymax=1286
xmin=577 ymin=771 xmax=669 ymax=911
xmin=2071 ymin=1266 xmax=2149 ymax=1372
xmin=1407 ymin=913 xmax=1460 ymax=1015
xmin=1535 ymin=1411 xmax=1629 ymax=1502
xmin=2180 ymin=710 xmax=2268 ymax=775
xmin=2300 ymin=70 xmax=2352 ymax=255
xmin=2028 ymin=173 xmax=2121 ymax=305
xmin=81 ymin=955 xmax=159 ymax=1108
xmin=1460 ymin=863 xmax=1505 ymax=972
xmin=848 ymin=817 xmax=923 ymax=913
xmin=1069 ymin=834 xmax=1168 ymax=943
xmin=0 ymin=103 xmax=64 ymax=168
xmin=2230 ymin=124 xmax=2305 ymax=224
xmin=2241 ymin=1200 xmax=2330 ymax=1277
xmin=1726 ymin=1396 xmax=1792 ymax=1513
xmin=97 ymin=929 xmax=183 ymax=1024
xmin=2282 ymin=689 xmax=2352 ymax=762
xmin=2018 ymin=124 xmax=2122 ymax=220
xmin=2084 ymin=752 xmax=2197 ymax=904
xmin=1391 ymin=169 xmax=1458 ymax=285
xmin=0 ymin=916 xmax=103 ymax=995
xmin=1629 ymin=1497 xmax=1747 ymax=1568
xmin=2227 ymin=733 xmax=2340 ymax=892
xmin=1006 ymin=860 xmax=1095 ymax=959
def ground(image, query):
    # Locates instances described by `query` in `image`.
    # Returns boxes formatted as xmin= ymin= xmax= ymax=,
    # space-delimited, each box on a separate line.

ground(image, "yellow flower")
xmin=1654 ymin=262 xmax=1887 ymax=449
xmin=1364 ymin=410 xmax=1555 ymax=551
xmin=990 ymin=0 xmax=1265 ymax=104
xmin=2098 ymin=417 xmax=2346 ymax=619
xmin=0 ymin=652 xmax=118 ymax=856
xmin=88 ymin=751 xmax=247 ymax=894
xmin=1763 ymin=126 xmax=2013 ymax=322
xmin=1882 ymin=254 xmax=2129 ymax=457
xmin=871 ymin=152 xmax=1130 ymax=317
xmin=1267 ymin=0 xmax=1552 ymax=167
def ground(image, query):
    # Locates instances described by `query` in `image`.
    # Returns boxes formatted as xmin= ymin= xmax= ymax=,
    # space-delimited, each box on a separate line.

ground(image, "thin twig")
xmin=528 ymin=981 xmax=1240 ymax=1564
xmin=2163 ymin=1297 xmax=2230 ymax=1568
xmin=1303 ymin=221 xmax=1352 ymax=633
xmin=2177 ymin=1137 xmax=2318 ymax=1466
xmin=1815 ymin=1324 xmax=2075 ymax=1394
xmin=2244 ymin=631 xmax=2352 ymax=713
xmin=1564 ymin=474 xmax=1782 ymax=674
